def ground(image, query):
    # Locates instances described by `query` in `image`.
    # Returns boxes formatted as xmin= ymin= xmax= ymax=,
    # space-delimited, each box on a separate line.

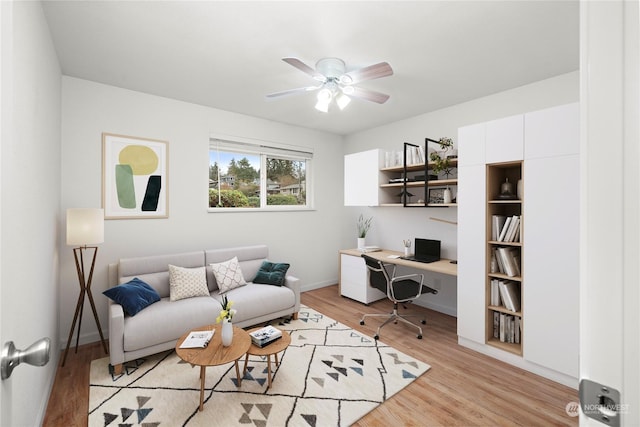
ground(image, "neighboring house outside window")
xmin=209 ymin=136 xmax=313 ymax=211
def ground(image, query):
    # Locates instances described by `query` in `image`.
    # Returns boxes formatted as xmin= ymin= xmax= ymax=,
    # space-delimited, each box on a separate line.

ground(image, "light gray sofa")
xmin=106 ymin=245 xmax=300 ymax=374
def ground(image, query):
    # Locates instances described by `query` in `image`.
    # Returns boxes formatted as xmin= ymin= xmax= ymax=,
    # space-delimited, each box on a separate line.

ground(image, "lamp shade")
xmin=66 ymin=208 xmax=104 ymax=246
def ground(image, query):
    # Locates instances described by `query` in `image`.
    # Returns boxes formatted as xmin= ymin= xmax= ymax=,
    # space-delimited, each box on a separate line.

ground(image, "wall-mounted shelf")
xmin=378 ymin=139 xmax=458 ymax=207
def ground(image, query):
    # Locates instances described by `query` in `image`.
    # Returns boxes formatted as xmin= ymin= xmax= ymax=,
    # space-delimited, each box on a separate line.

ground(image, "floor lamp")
xmin=62 ymin=208 xmax=108 ymax=366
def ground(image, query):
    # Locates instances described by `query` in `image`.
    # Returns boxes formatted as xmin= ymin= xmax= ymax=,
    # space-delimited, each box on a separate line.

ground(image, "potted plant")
xmin=357 ymin=214 xmax=372 ymax=249
xmin=429 ymin=137 xmax=455 ymax=178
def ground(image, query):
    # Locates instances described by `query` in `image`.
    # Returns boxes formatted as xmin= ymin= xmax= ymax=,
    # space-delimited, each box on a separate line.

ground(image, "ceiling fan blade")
xmin=343 ymin=62 xmax=393 ymax=85
xmin=266 ymin=85 xmax=320 ymax=99
xmin=349 ymin=86 xmax=390 ymax=104
xmin=282 ymin=58 xmax=327 ymax=82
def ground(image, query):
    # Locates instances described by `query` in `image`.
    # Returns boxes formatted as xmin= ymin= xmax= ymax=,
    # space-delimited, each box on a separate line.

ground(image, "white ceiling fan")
xmin=266 ymin=57 xmax=394 ymax=112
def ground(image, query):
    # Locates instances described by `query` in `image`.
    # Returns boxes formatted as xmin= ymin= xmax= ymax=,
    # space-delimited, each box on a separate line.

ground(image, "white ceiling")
xmin=41 ymin=1 xmax=579 ymax=136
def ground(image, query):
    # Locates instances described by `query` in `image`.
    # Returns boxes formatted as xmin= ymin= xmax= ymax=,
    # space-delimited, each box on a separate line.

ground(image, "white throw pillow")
xmin=211 ymin=256 xmax=247 ymax=294
xmin=168 ymin=265 xmax=209 ymax=301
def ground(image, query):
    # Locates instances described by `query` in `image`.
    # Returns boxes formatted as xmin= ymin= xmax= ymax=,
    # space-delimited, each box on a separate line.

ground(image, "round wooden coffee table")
xmin=243 ymin=326 xmax=291 ymax=389
xmin=175 ymin=324 xmax=251 ymax=411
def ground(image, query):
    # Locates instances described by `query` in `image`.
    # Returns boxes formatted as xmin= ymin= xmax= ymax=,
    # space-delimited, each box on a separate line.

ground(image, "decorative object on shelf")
xmin=357 ymin=214 xmax=373 ymax=249
xmin=443 ymin=187 xmax=453 ymax=204
xmin=63 ymin=208 xmax=108 ymax=367
xmin=403 ymin=239 xmax=412 ymax=256
xmin=428 ymin=188 xmax=445 ymax=204
xmin=429 ymin=137 xmax=455 ymax=178
xmin=498 ymin=178 xmax=517 ymax=200
xmin=216 ymin=295 xmax=236 ymax=347
xmin=517 ymin=179 xmax=523 ymax=200
xmin=396 ymin=189 xmax=414 ymax=203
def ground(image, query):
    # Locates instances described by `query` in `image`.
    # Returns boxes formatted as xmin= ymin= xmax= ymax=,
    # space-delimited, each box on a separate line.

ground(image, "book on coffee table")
xmin=179 ymin=330 xmax=214 ymax=349
xmin=250 ymin=326 xmax=282 ymax=348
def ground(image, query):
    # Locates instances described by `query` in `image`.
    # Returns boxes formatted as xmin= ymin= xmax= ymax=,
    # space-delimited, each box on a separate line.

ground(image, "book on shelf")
xmin=505 ymin=216 xmax=519 ymax=242
xmin=496 ymin=247 xmax=520 ymax=277
xmin=497 ymin=217 xmax=512 ymax=242
xmin=492 ymin=215 xmax=507 ymax=241
xmin=497 ymin=280 xmax=521 ymax=313
xmin=495 ymin=215 xmax=522 ymax=243
xmin=179 ymin=329 xmax=214 ymax=349
xmin=494 ymin=311 xmax=521 ymax=344
xmin=250 ymin=325 xmax=283 ymax=347
xmin=490 ymin=279 xmax=502 ymax=306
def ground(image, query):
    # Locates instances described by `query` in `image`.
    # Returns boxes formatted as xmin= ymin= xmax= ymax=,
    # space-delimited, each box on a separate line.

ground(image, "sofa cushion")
xmin=123 ymin=296 xmax=221 ymax=352
xmin=212 ymin=283 xmax=295 ymax=324
xmin=103 ymin=278 xmax=161 ymax=316
xmin=253 ymin=261 xmax=290 ymax=286
xmin=210 ymin=257 xmax=247 ymax=294
xmin=119 ymin=251 xmax=204 ymax=298
xmin=169 ymin=265 xmax=209 ymax=301
xmin=205 ymin=245 xmax=268 ymax=287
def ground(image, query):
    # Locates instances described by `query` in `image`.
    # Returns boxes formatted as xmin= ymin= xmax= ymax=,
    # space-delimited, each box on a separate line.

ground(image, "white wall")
xmin=60 ymin=77 xmax=344 ymax=347
xmin=343 ymin=71 xmax=579 ymax=315
xmin=1 ymin=2 xmax=61 ymax=426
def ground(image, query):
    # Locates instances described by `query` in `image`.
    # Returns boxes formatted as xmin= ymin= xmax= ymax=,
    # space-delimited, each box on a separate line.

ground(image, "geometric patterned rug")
xmin=88 ymin=305 xmax=431 ymax=426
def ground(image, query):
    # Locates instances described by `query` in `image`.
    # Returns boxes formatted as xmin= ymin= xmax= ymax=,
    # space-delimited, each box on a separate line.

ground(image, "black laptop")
xmin=402 ymin=238 xmax=441 ymax=263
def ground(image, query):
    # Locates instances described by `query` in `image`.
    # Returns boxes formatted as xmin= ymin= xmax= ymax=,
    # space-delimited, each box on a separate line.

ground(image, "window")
xmin=209 ymin=137 xmax=313 ymax=211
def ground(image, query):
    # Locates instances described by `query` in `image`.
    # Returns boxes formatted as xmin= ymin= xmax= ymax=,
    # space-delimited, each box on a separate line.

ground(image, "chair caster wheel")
xmin=417 ymin=335 xmax=423 ymax=339
xmin=374 ymin=335 xmax=379 ymax=340
xmin=360 ymin=320 xmax=365 ymax=325
xmin=421 ymin=320 xmax=426 ymax=325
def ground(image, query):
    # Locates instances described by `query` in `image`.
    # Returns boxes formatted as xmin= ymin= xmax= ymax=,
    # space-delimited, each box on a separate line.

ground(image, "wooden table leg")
xmin=242 ymin=353 xmax=249 ymax=377
xmin=234 ymin=360 xmax=242 ymax=387
xmin=199 ymin=366 xmax=205 ymax=412
xmin=266 ymin=354 xmax=272 ymax=388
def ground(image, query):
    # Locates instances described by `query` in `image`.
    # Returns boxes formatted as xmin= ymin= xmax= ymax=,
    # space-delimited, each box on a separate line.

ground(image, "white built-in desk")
xmin=338 ymin=248 xmax=457 ymax=304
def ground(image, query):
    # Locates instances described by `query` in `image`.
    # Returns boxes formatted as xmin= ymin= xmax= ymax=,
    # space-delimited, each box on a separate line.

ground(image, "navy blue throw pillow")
xmin=253 ymin=261 xmax=290 ymax=286
xmin=103 ymin=277 xmax=161 ymax=316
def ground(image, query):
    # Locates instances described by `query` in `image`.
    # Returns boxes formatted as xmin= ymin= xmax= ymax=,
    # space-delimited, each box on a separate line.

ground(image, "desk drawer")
xmin=340 ymin=254 xmax=386 ymax=304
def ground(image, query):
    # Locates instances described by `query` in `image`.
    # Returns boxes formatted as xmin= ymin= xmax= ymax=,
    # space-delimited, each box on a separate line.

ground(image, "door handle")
xmin=1 ymin=338 xmax=51 ymax=380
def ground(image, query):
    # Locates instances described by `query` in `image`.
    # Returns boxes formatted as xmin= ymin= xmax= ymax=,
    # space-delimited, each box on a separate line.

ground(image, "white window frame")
xmin=208 ymin=135 xmax=314 ymax=212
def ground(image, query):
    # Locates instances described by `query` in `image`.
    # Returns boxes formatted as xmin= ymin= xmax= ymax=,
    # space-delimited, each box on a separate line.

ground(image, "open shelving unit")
xmin=485 ymin=161 xmax=523 ymax=355
xmin=379 ymin=139 xmax=458 ymax=207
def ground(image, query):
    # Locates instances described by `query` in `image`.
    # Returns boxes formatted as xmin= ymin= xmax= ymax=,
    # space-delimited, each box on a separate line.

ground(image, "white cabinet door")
xmin=340 ymin=254 xmax=386 ymax=304
xmin=523 ymin=154 xmax=579 ymax=378
xmin=525 ymin=103 xmax=579 ymax=159
xmin=458 ymin=123 xmax=485 ymax=167
xmin=486 ymin=114 xmax=524 ymax=163
xmin=344 ymin=149 xmax=382 ymax=206
xmin=456 ymin=164 xmax=487 ymax=344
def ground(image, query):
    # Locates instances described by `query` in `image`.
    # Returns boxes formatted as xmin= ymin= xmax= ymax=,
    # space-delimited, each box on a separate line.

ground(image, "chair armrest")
xmin=284 ymin=275 xmax=301 ymax=312
xmin=391 ymin=273 xmax=424 ymax=283
xmin=107 ymin=300 xmax=125 ymax=366
xmin=390 ymin=273 xmax=425 ymax=301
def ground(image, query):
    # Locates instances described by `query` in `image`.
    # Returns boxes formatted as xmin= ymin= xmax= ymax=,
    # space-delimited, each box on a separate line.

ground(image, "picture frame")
xmin=428 ymin=188 xmax=445 ymax=204
xmin=102 ymin=133 xmax=169 ymax=219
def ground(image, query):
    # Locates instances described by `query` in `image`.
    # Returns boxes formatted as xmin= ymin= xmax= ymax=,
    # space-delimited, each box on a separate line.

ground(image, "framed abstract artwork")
xmin=102 ymin=133 xmax=169 ymax=219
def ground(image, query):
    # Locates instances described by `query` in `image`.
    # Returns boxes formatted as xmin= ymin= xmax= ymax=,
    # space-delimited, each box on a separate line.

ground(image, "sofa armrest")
xmin=108 ymin=299 xmax=125 ymax=367
xmin=284 ymin=275 xmax=301 ymax=313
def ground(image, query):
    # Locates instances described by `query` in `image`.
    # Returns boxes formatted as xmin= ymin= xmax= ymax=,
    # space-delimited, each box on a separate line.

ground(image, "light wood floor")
xmin=43 ymin=285 xmax=578 ymax=426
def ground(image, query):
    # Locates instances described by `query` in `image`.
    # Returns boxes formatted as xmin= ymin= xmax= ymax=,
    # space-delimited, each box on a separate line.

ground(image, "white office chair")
xmin=359 ymin=254 xmax=438 ymax=339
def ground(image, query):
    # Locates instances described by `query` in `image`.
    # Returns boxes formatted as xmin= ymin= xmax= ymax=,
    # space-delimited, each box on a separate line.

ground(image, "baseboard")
xmin=300 ymin=280 xmax=336 ymax=292
xmin=412 ymin=299 xmax=457 ymax=317
xmin=458 ymin=336 xmax=579 ymax=389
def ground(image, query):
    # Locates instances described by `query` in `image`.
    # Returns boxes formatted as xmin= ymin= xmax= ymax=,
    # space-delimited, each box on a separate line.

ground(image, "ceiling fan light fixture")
xmin=317 ymin=87 xmax=332 ymax=102
xmin=315 ymin=98 xmax=330 ymax=113
xmin=336 ymin=92 xmax=351 ymax=110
